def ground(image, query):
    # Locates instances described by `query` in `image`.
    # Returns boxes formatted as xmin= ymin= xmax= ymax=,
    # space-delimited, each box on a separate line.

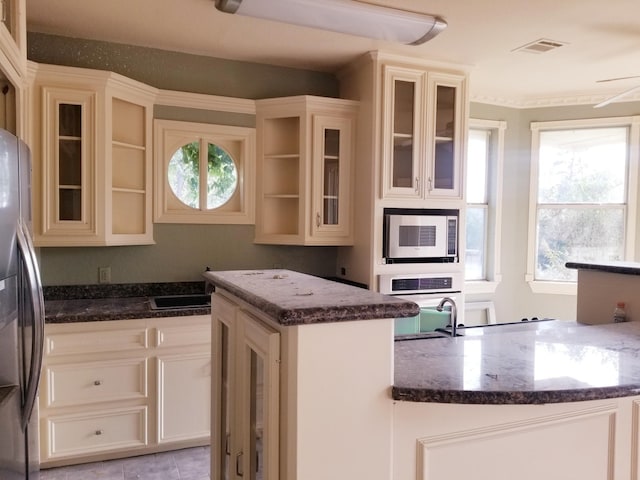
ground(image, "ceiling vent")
xmin=513 ymin=38 xmax=567 ymax=54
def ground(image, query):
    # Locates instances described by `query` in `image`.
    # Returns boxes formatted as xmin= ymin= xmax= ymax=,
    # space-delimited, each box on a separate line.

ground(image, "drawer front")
xmin=45 ymin=358 xmax=148 ymax=408
xmin=155 ymin=324 xmax=211 ymax=348
xmin=45 ymin=327 xmax=148 ymax=356
xmin=43 ymin=406 xmax=148 ymax=459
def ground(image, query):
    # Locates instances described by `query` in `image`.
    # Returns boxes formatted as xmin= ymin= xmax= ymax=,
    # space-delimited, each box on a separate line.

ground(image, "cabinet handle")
xmin=225 ymin=433 xmax=231 ymax=455
xmin=95 ymin=429 xmax=103 ymax=436
xmin=236 ymin=451 xmax=244 ymax=477
xmin=427 ymin=177 xmax=433 ymax=191
xmin=316 ymin=212 xmax=321 ymax=228
xmin=93 ymin=380 xmax=102 ymax=386
xmin=415 ymin=177 xmax=420 ymax=193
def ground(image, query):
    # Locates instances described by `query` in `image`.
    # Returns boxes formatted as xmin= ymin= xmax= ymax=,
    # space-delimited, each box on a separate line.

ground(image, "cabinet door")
xmin=236 ymin=310 xmax=280 ymax=480
xmin=41 ymin=87 xmax=97 ymax=238
xmin=157 ymin=352 xmax=211 ymax=443
xmin=312 ymin=114 xmax=353 ymax=240
xmin=382 ymin=66 xmax=425 ymax=199
xmin=211 ymin=294 xmax=238 ymax=480
xmin=426 ymin=72 xmax=466 ymax=198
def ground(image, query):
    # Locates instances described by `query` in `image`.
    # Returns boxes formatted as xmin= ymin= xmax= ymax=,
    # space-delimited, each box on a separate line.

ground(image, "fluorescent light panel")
xmin=215 ymin=0 xmax=447 ymax=45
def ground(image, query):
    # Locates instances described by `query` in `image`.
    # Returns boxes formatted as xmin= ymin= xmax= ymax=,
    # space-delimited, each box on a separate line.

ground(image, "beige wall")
xmin=469 ymin=101 xmax=640 ymax=322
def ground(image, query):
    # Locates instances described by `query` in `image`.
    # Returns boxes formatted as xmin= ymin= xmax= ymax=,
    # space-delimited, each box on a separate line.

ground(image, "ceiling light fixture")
xmin=214 ymin=0 xmax=447 ymax=45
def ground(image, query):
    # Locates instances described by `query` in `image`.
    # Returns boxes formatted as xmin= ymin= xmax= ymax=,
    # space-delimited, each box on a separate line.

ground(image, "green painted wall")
xmin=28 ymin=33 xmax=341 ymax=285
xmin=27 ymin=33 xmax=339 ymax=99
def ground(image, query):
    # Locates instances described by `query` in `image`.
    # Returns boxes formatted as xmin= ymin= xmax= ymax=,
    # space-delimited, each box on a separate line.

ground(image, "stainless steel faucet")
xmin=436 ymin=297 xmax=457 ymax=337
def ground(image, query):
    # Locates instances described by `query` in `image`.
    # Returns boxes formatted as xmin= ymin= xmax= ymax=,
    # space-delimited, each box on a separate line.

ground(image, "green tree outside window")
xmin=168 ymin=141 xmax=238 ymax=209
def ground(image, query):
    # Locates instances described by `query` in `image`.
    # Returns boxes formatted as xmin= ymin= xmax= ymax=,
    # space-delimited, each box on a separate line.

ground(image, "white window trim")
xmin=154 ymin=119 xmax=256 ymax=224
xmin=527 ymin=115 xmax=640 ymax=295
xmin=465 ymin=118 xmax=506 ymax=295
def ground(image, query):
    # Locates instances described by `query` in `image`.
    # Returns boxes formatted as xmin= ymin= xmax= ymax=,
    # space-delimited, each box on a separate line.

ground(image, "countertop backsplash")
xmin=43 ymin=281 xmax=208 ymax=301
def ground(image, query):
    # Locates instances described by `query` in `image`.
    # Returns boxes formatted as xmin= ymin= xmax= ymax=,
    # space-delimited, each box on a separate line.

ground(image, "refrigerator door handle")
xmin=16 ymin=217 xmax=45 ymax=430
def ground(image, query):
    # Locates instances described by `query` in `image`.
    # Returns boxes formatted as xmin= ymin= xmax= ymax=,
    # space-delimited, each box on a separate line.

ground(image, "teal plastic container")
xmin=394 ymin=314 xmax=420 ymax=335
xmin=419 ymin=308 xmax=450 ymax=332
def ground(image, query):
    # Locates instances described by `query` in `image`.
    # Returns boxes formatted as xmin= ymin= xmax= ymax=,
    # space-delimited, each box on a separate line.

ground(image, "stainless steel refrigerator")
xmin=0 ymin=128 xmax=45 ymax=479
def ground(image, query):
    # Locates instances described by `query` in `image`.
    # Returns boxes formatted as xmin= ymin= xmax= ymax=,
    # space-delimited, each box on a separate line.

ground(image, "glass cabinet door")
xmin=312 ymin=114 xmax=353 ymax=239
xmin=383 ymin=66 xmax=424 ymax=199
xmin=237 ymin=310 xmax=279 ymax=480
xmin=428 ymin=73 xmax=465 ymax=198
xmin=41 ymin=86 xmax=95 ymax=239
xmin=57 ymin=103 xmax=83 ymax=221
xmin=211 ymin=295 xmax=237 ymax=480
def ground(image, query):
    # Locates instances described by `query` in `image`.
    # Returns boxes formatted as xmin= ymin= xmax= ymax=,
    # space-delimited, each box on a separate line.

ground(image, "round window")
xmin=168 ymin=141 xmax=238 ymax=209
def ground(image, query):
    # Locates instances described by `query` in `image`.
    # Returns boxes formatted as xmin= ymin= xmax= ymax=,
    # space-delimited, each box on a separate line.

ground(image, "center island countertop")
xmin=203 ymin=269 xmax=419 ymax=325
xmin=205 ymin=269 xmax=640 ymax=406
xmin=394 ymin=319 xmax=640 ymax=404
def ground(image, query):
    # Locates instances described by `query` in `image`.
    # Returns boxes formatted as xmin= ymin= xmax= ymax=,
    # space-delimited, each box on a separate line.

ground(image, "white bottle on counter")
xmin=613 ymin=302 xmax=627 ymax=323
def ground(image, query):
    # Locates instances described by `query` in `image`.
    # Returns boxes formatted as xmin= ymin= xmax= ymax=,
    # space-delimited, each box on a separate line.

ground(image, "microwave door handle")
xmin=16 ymin=217 xmax=45 ymax=430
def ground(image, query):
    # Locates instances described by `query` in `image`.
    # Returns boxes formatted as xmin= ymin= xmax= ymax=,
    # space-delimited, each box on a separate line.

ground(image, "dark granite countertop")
xmin=566 ymin=260 xmax=640 ymax=275
xmin=394 ymin=319 xmax=640 ymax=404
xmin=203 ymin=269 xmax=419 ymax=326
xmin=44 ymin=282 xmax=210 ymax=324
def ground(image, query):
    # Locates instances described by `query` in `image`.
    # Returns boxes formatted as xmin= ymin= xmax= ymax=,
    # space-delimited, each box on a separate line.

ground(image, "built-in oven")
xmin=379 ymin=272 xmax=463 ymax=337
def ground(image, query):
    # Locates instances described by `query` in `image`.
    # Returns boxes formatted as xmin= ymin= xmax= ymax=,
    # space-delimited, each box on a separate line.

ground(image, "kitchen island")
xmin=205 ymin=269 xmax=640 ymax=480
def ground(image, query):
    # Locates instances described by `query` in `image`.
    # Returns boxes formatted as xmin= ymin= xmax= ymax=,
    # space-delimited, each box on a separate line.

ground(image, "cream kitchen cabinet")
xmin=254 ymin=95 xmax=357 ymax=245
xmin=382 ymin=64 xmax=467 ymax=200
xmin=211 ymin=294 xmax=280 ymax=480
xmin=39 ymin=315 xmax=210 ymax=467
xmin=29 ymin=63 xmax=157 ymax=247
xmin=0 ymin=0 xmax=26 ymax=81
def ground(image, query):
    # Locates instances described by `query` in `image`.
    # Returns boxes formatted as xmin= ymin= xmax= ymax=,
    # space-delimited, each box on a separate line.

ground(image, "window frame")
xmin=526 ymin=116 xmax=640 ymax=295
xmin=464 ymin=118 xmax=506 ymax=295
xmin=154 ymin=119 xmax=256 ymax=224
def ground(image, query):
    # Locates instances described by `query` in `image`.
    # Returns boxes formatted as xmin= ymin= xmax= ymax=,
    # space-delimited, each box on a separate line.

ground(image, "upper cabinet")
xmin=29 ymin=64 xmax=158 ymax=247
xmin=382 ymin=64 xmax=467 ymax=201
xmin=255 ymin=96 xmax=357 ymax=245
xmin=0 ymin=0 xmax=26 ymax=78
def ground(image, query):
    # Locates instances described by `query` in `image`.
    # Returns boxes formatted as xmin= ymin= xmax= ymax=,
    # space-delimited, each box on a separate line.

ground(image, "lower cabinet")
xmin=211 ymin=294 xmax=280 ymax=480
xmin=39 ymin=315 xmax=211 ymax=467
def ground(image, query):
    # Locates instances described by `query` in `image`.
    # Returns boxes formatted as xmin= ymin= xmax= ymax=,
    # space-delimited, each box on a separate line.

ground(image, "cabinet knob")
xmin=95 ymin=429 xmax=103 ymax=436
xmin=93 ymin=380 xmax=102 ymax=386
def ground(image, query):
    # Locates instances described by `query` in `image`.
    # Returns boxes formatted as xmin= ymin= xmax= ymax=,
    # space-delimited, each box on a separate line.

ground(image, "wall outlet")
xmin=98 ymin=266 xmax=111 ymax=284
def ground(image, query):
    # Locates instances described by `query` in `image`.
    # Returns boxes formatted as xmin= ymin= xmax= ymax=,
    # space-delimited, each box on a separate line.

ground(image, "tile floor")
xmin=38 ymin=446 xmax=210 ymax=480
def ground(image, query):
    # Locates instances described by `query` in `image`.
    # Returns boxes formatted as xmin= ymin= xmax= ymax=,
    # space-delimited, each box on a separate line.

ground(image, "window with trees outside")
xmin=465 ymin=119 xmax=506 ymax=294
xmin=154 ymin=119 xmax=255 ymax=224
xmin=527 ymin=117 xmax=640 ymax=294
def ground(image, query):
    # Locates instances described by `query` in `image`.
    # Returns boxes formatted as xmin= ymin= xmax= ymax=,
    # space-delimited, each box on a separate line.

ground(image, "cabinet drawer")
xmin=44 ymin=358 xmax=148 ymax=408
xmin=43 ymin=406 xmax=148 ymax=459
xmin=155 ymin=324 xmax=210 ymax=348
xmin=45 ymin=327 xmax=148 ymax=356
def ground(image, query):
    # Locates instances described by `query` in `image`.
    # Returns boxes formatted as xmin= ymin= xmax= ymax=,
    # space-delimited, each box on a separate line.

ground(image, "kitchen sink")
xmin=149 ymin=294 xmax=211 ymax=310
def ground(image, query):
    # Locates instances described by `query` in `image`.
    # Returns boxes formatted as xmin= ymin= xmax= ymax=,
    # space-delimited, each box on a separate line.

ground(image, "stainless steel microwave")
xmin=383 ymin=208 xmax=458 ymax=263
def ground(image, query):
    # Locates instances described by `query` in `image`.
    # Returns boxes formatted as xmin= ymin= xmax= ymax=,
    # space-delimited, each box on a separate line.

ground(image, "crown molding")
xmin=471 ymin=91 xmax=640 ymax=109
xmin=155 ymin=89 xmax=256 ymax=115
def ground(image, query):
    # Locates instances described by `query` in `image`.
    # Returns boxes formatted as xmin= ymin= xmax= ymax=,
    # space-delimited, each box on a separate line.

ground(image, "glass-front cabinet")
xmin=40 ymin=87 xmax=96 ymax=239
xmin=255 ymin=96 xmax=357 ymax=246
xmin=212 ymin=294 xmax=280 ymax=480
xmin=31 ymin=64 xmax=156 ymax=246
xmin=312 ymin=114 xmax=353 ymax=239
xmin=382 ymin=64 xmax=466 ymax=200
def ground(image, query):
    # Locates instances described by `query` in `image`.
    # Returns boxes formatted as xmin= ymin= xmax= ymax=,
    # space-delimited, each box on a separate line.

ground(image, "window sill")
xmin=464 ymin=280 xmax=500 ymax=295
xmin=527 ymin=280 xmax=577 ymax=296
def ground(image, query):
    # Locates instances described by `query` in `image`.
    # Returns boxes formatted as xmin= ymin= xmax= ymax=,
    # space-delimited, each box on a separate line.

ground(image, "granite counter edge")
xmin=391 ymin=384 xmax=640 ymax=405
